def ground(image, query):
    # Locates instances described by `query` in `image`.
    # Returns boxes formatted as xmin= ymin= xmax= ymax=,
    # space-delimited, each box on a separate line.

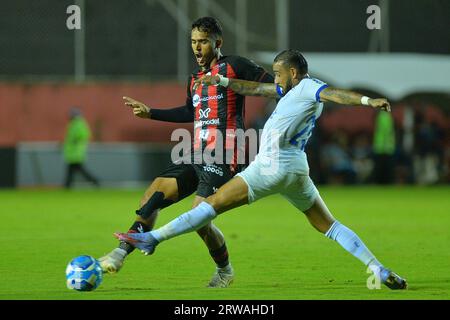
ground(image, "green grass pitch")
xmin=0 ymin=186 xmax=449 ymax=300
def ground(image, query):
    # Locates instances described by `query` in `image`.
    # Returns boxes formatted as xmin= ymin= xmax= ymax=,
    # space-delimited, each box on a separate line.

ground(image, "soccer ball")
xmin=66 ymin=255 xmax=103 ymax=291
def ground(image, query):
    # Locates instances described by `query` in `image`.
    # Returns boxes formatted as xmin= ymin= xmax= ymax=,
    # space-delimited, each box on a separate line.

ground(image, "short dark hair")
xmin=274 ymin=50 xmax=308 ymax=75
xmin=191 ymin=17 xmax=223 ymax=38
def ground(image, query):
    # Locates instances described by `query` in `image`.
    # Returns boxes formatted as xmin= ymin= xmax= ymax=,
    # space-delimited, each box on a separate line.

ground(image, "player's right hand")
xmin=123 ymin=96 xmax=150 ymax=118
xmin=369 ymin=98 xmax=391 ymax=112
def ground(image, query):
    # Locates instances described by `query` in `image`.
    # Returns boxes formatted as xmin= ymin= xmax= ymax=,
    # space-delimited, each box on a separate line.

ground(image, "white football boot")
xmin=98 ymin=248 xmax=127 ymax=274
xmin=207 ymin=264 xmax=234 ymax=288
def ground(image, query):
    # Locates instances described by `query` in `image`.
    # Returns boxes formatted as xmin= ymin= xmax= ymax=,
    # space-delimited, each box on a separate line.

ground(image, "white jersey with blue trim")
xmin=258 ymin=77 xmax=328 ymax=174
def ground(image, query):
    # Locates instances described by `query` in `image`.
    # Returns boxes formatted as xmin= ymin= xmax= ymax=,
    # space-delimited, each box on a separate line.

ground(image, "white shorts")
xmin=236 ymin=157 xmax=319 ymax=212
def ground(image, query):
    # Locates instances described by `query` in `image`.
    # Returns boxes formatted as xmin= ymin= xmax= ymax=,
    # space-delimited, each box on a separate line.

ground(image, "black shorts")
xmin=157 ymin=163 xmax=199 ymax=201
xmin=157 ymin=162 xmax=240 ymax=200
xmin=192 ymin=164 xmax=235 ymax=198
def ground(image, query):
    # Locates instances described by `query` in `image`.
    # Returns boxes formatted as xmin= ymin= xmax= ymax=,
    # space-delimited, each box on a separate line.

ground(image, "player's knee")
xmin=206 ymin=193 xmax=224 ymax=212
xmin=139 ymin=196 xmax=148 ymax=208
xmin=144 ymin=178 xmax=178 ymax=200
xmin=152 ymin=177 xmax=165 ymax=188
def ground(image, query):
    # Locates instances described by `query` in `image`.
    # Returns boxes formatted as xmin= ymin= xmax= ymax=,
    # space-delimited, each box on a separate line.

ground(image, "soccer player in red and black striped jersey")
xmin=99 ymin=17 xmax=274 ymax=287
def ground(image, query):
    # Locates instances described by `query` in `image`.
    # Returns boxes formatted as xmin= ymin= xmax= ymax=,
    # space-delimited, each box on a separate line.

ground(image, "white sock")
xmin=111 ymin=248 xmax=127 ymax=259
xmin=325 ymin=221 xmax=383 ymax=273
xmin=152 ymin=202 xmax=217 ymax=242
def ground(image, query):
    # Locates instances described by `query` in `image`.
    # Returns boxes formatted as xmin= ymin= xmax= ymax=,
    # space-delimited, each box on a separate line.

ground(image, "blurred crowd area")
xmin=252 ymin=97 xmax=450 ymax=185
xmin=1 ymin=1 xmax=448 ymax=187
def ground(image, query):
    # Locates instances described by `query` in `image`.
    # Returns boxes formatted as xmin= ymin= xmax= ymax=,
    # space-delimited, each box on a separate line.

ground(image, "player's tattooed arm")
xmin=228 ymin=79 xmax=278 ymax=98
xmin=194 ymin=75 xmax=279 ymax=98
xmin=319 ymin=87 xmax=391 ymax=112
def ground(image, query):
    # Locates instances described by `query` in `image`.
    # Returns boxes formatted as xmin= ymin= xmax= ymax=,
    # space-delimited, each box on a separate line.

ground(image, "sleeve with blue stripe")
xmin=315 ymin=84 xmax=329 ymax=102
xmin=302 ymin=78 xmax=328 ymax=102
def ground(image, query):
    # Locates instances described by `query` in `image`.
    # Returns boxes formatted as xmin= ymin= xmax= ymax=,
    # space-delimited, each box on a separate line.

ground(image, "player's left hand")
xmin=369 ymin=98 xmax=391 ymax=112
xmin=193 ymin=75 xmax=220 ymax=89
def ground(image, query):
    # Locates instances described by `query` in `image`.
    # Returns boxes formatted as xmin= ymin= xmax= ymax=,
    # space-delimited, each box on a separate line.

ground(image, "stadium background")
xmin=0 ymin=0 xmax=448 ymax=188
xmin=0 ymin=0 xmax=449 ymax=302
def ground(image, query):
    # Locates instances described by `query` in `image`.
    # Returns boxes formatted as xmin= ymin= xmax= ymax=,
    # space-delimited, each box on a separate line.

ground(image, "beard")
xmin=283 ymin=77 xmax=293 ymax=94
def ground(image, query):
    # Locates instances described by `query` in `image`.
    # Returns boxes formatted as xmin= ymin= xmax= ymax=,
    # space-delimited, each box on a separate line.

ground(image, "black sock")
xmin=136 ymin=192 xmax=174 ymax=219
xmin=118 ymin=221 xmax=150 ymax=254
xmin=209 ymin=243 xmax=229 ymax=268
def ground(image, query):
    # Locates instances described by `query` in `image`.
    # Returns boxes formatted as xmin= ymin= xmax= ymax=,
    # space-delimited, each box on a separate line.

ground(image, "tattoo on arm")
xmin=228 ymin=79 xmax=278 ymax=98
xmin=320 ymin=87 xmax=364 ymax=105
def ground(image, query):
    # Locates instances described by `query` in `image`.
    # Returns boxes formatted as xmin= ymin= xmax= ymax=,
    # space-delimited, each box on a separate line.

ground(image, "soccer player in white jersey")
xmin=115 ymin=50 xmax=407 ymax=290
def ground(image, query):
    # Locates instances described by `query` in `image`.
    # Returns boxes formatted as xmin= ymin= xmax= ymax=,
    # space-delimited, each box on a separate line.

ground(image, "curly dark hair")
xmin=191 ymin=17 xmax=223 ymax=38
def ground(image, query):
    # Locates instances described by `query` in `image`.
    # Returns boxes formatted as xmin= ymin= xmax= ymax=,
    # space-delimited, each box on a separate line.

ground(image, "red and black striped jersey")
xmin=185 ymin=55 xmax=273 ymax=167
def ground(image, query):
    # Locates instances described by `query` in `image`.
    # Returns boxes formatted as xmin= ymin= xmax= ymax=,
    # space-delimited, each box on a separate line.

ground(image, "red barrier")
xmin=0 ymin=82 xmax=270 ymax=146
xmin=1 ymin=83 xmax=447 ymax=147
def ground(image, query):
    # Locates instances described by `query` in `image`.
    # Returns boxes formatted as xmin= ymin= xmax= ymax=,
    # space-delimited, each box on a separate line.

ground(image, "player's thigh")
xmin=281 ymin=175 xmax=319 ymax=211
xmin=192 ymin=164 xmax=247 ymax=214
xmin=281 ymin=175 xmax=335 ymax=232
xmin=192 ymin=195 xmax=206 ymax=208
xmin=141 ymin=177 xmax=178 ymax=206
xmin=206 ymin=176 xmax=249 ymax=214
xmin=235 ymin=157 xmax=283 ymax=205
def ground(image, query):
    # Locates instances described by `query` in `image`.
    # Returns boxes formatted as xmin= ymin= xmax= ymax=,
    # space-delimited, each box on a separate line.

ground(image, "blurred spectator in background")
xmin=413 ymin=108 xmax=444 ymax=185
xmin=351 ymin=133 xmax=373 ymax=184
xmin=251 ymin=100 xmax=277 ymax=131
xmin=63 ymin=107 xmax=99 ymax=188
xmin=320 ymin=131 xmax=356 ymax=184
xmin=394 ymin=104 xmax=415 ymax=184
xmin=250 ymin=100 xmax=277 ymax=164
xmin=372 ymin=111 xmax=396 ymax=184
xmin=255 ymin=99 xmax=449 ymax=186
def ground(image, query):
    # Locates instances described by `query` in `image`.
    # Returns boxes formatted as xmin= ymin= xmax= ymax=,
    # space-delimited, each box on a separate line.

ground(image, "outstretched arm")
xmin=227 ymin=78 xmax=278 ymax=98
xmin=319 ymin=87 xmax=391 ymax=112
xmin=194 ymin=75 xmax=279 ymax=99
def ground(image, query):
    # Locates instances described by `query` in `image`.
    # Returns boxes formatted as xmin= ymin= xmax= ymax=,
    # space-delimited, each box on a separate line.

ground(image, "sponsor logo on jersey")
xmin=199 ymin=107 xmax=211 ymax=119
xmin=192 ymin=94 xmax=200 ymax=107
xmin=203 ymin=164 xmax=224 ymax=176
xmin=199 ymin=129 xmax=209 ymax=140
xmin=213 ymin=62 xmax=226 ymax=70
xmin=195 ymin=118 xmax=220 ymax=128
xmin=192 ymin=93 xmax=224 ymax=107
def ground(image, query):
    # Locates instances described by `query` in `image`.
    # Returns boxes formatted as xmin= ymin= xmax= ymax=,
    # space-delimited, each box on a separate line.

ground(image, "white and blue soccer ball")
xmin=66 ymin=255 xmax=103 ymax=291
